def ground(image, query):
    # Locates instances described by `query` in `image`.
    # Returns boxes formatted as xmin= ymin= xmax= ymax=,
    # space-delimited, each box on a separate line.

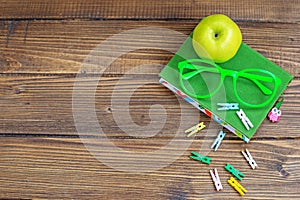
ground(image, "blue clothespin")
xmin=190 ymin=151 xmax=211 ymax=165
xmin=224 ymin=164 xmax=245 ymax=181
xmin=211 ymin=130 xmax=226 ymax=151
xmin=217 ymin=103 xmax=239 ymax=111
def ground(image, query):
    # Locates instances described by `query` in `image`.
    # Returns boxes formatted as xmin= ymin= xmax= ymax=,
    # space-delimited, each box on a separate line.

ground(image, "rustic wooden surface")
xmin=0 ymin=1 xmax=300 ymax=199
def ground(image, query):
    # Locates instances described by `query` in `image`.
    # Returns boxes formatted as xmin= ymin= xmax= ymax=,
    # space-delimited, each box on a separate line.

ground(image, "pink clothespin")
xmin=268 ymin=97 xmax=284 ymax=123
xmin=210 ymin=168 xmax=223 ymax=191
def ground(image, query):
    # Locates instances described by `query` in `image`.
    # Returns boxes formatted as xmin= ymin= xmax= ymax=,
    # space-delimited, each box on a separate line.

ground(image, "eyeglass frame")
xmin=178 ymin=59 xmax=281 ymax=108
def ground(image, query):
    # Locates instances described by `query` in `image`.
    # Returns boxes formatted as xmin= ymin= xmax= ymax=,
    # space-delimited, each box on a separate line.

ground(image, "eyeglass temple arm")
xmin=181 ymin=64 xmax=219 ymax=80
xmin=238 ymin=73 xmax=275 ymax=95
xmin=252 ymin=79 xmax=272 ymax=95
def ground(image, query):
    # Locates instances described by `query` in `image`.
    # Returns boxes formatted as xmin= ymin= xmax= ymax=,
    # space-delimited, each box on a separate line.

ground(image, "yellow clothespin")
xmin=185 ymin=122 xmax=206 ymax=137
xmin=228 ymin=177 xmax=248 ymax=196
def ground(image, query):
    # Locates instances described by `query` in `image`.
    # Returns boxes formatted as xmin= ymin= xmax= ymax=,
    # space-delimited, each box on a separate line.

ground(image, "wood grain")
xmin=0 ymin=74 xmax=299 ymax=138
xmin=0 ymin=1 xmax=300 ymax=199
xmin=0 ymin=0 xmax=299 ymax=22
xmin=0 ymin=137 xmax=300 ymax=199
xmin=0 ymin=20 xmax=299 ymax=75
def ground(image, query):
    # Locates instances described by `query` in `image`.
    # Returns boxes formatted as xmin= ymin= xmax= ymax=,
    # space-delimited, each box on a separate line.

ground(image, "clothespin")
xmin=224 ymin=163 xmax=245 ymax=181
xmin=241 ymin=149 xmax=258 ymax=169
xmin=228 ymin=177 xmax=248 ymax=196
xmin=268 ymin=96 xmax=284 ymax=123
xmin=236 ymin=109 xmax=253 ymax=130
xmin=185 ymin=122 xmax=206 ymax=137
xmin=211 ymin=130 xmax=226 ymax=151
xmin=210 ymin=168 xmax=223 ymax=191
xmin=190 ymin=151 xmax=211 ymax=165
xmin=217 ymin=103 xmax=239 ymax=111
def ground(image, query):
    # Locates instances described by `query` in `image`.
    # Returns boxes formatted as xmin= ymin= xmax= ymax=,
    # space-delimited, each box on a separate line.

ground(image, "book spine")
xmin=159 ymin=78 xmax=250 ymax=143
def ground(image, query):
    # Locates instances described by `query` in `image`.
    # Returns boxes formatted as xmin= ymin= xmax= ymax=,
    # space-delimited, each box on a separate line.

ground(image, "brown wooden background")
xmin=0 ymin=1 xmax=299 ymax=199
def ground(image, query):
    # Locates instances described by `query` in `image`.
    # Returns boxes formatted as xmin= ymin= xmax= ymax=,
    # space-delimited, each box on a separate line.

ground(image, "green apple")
xmin=192 ymin=14 xmax=242 ymax=63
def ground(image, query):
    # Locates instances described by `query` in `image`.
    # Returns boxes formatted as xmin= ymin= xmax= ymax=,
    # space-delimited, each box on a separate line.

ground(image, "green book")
xmin=159 ymin=33 xmax=293 ymax=142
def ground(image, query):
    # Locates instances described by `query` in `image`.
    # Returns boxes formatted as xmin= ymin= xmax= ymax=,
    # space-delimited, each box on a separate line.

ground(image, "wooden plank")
xmin=0 ymin=137 xmax=299 ymax=199
xmin=0 ymin=75 xmax=299 ymax=139
xmin=0 ymin=0 xmax=299 ymax=22
xmin=0 ymin=20 xmax=299 ymax=76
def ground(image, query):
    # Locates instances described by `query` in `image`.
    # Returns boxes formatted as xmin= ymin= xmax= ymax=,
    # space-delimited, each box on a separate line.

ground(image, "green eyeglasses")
xmin=178 ymin=59 xmax=281 ymax=108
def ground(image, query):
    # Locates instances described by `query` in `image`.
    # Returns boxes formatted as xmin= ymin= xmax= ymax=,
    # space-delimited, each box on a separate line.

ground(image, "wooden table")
xmin=0 ymin=1 xmax=299 ymax=199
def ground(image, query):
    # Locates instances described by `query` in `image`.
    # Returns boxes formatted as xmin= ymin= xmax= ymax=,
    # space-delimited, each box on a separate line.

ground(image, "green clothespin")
xmin=268 ymin=96 xmax=284 ymax=122
xmin=190 ymin=151 xmax=211 ymax=165
xmin=224 ymin=164 xmax=245 ymax=181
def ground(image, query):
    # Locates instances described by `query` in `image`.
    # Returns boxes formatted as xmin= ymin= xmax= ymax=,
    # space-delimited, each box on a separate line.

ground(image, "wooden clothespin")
xmin=217 ymin=103 xmax=239 ymax=111
xmin=228 ymin=177 xmax=248 ymax=196
xmin=224 ymin=163 xmax=245 ymax=181
xmin=210 ymin=168 xmax=223 ymax=191
xmin=185 ymin=122 xmax=206 ymax=137
xmin=268 ymin=96 xmax=284 ymax=122
xmin=211 ymin=130 xmax=226 ymax=151
xmin=190 ymin=151 xmax=211 ymax=165
xmin=242 ymin=149 xmax=258 ymax=169
xmin=236 ymin=109 xmax=253 ymax=130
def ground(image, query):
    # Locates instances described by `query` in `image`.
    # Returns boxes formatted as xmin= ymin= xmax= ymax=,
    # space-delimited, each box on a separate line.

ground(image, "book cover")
xmin=159 ymin=33 xmax=293 ymax=142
